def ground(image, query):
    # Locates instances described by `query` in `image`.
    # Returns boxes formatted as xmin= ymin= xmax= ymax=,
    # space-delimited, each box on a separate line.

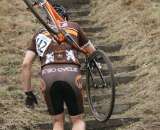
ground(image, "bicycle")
xmin=22 ymin=0 xmax=116 ymax=122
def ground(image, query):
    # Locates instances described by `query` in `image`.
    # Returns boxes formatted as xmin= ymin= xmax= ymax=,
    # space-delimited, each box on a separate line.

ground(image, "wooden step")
xmin=83 ymin=102 xmax=137 ymax=116
xmin=85 ymin=117 xmax=140 ymax=130
xmin=109 ymin=55 xmax=126 ymax=61
xmin=67 ymin=4 xmax=90 ymax=11
xmin=71 ymin=17 xmax=94 ymax=25
xmin=68 ymin=9 xmax=90 ymax=17
xmin=82 ymin=72 xmax=136 ymax=85
xmin=33 ymin=117 xmax=140 ymax=130
xmin=88 ymin=36 xmax=107 ymax=42
xmin=83 ymin=93 xmax=124 ymax=104
xmin=79 ymin=55 xmax=126 ymax=63
xmin=58 ymin=0 xmax=90 ymax=8
xmin=114 ymin=72 xmax=136 ymax=84
xmin=95 ymin=44 xmax=122 ymax=52
xmin=82 ymin=26 xmax=106 ymax=33
xmin=80 ymin=65 xmax=138 ymax=75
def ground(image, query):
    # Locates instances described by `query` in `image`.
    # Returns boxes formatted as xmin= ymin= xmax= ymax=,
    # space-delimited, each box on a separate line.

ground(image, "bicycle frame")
xmin=39 ymin=0 xmax=63 ymax=29
xmin=43 ymin=1 xmax=107 ymax=86
xmin=86 ymin=58 xmax=107 ymax=88
xmin=34 ymin=0 xmax=87 ymax=54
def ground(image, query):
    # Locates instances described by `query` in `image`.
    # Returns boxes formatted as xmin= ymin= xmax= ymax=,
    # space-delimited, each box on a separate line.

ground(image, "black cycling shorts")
xmin=41 ymin=64 xmax=84 ymax=116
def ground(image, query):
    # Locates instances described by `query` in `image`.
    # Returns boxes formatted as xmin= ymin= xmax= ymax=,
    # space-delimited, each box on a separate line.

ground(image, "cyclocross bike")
xmin=22 ymin=0 xmax=116 ymax=122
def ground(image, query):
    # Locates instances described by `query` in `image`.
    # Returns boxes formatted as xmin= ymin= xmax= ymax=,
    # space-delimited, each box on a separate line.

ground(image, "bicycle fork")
xmin=86 ymin=59 xmax=107 ymax=88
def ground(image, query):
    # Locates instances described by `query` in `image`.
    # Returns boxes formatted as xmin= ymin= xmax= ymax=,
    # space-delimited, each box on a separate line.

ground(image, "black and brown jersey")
xmin=28 ymin=21 xmax=89 ymax=67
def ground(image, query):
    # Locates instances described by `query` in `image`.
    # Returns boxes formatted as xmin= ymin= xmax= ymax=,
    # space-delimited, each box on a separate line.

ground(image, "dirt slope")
xmin=90 ymin=0 xmax=160 ymax=129
xmin=0 ymin=0 xmax=160 ymax=130
xmin=0 ymin=0 xmax=50 ymax=129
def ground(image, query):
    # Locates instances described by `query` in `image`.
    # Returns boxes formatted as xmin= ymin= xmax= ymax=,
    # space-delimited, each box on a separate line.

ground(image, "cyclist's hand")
xmin=25 ymin=91 xmax=38 ymax=109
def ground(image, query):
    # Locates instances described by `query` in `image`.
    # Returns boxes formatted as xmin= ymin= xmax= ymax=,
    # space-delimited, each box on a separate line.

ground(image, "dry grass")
xmin=90 ymin=0 xmax=160 ymax=129
xmin=0 ymin=0 xmax=160 ymax=129
xmin=0 ymin=0 xmax=51 ymax=129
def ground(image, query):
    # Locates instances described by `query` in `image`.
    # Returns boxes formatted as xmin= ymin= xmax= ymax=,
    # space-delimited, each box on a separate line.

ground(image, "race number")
xmin=35 ymin=34 xmax=51 ymax=57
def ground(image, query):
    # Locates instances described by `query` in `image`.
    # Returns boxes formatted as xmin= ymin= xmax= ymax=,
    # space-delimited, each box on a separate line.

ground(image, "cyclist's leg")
xmin=52 ymin=113 xmax=64 ymax=130
xmin=50 ymin=82 xmax=66 ymax=130
xmin=70 ymin=114 xmax=86 ymax=130
xmin=40 ymin=79 xmax=65 ymax=130
xmin=41 ymin=64 xmax=84 ymax=130
xmin=63 ymin=74 xmax=85 ymax=130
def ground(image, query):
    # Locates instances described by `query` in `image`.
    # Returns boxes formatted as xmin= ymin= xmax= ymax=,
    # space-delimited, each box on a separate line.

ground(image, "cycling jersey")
xmin=28 ymin=21 xmax=89 ymax=67
xmin=27 ymin=21 xmax=88 ymax=116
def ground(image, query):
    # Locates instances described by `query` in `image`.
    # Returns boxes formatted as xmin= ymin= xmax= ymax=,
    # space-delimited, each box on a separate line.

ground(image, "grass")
xmin=0 ymin=0 xmax=160 ymax=129
xmin=90 ymin=0 xmax=160 ymax=130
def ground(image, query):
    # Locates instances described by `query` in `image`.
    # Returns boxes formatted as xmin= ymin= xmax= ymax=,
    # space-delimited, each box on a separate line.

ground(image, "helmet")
xmin=48 ymin=0 xmax=69 ymax=20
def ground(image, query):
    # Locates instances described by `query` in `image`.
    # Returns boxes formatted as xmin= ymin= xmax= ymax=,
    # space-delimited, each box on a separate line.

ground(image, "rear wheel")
xmin=86 ymin=50 xmax=116 ymax=122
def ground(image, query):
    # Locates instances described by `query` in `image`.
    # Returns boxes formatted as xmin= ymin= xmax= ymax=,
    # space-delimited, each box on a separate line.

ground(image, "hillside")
xmin=90 ymin=0 xmax=160 ymax=129
xmin=0 ymin=0 xmax=160 ymax=130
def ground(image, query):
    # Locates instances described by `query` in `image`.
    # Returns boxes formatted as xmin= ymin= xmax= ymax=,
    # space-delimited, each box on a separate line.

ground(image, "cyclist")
xmin=21 ymin=2 xmax=96 ymax=130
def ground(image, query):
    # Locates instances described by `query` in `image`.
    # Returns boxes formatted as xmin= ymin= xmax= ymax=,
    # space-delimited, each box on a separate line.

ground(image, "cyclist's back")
xmin=28 ymin=21 xmax=88 ymax=67
xmin=27 ymin=20 xmax=88 ymax=116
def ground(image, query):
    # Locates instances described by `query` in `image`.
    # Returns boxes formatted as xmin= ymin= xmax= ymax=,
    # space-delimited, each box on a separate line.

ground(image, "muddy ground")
xmin=0 ymin=0 xmax=160 ymax=130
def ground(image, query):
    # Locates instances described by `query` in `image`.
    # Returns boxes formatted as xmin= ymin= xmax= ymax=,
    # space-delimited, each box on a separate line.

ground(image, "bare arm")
xmin=21 ymin=50 xmax=36 ymax=92
xmin=77 ymin=23 xmax=96 ymax=56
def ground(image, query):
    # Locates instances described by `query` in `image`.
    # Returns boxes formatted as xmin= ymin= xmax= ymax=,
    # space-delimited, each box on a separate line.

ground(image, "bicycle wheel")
xmin=86 ymin=50 xmax=116 ymax=122
xmin=23 ymin=0 xmax=58 ymax=34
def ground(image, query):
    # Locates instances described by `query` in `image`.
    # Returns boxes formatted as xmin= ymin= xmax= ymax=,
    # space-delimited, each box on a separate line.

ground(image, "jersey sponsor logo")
xmin=42 ymin=67 xmax=78 ymax=75
xmin=42 ymin=49 xmax=76 ymax=65
xmin=66 ymin=50 xmax=76 ymax=62
xmin=45 ymin=52 xmax=54 ymax=64
xmin=35 ymin=34 xmax=52 ymax=57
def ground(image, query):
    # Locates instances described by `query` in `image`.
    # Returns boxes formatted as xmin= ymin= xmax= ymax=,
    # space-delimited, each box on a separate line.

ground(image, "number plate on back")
xmin=36 ymin=34 xmax=51 ymax=57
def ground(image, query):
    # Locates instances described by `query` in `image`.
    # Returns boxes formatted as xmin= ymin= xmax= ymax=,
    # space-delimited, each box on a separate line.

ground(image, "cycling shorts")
xmin=40 ymin=64 xmax=84 ymax=116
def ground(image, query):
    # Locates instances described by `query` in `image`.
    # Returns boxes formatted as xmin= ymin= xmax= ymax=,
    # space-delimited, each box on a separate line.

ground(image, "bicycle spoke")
xmin=88 ymin=63 xmax=98 ymax=88
xmin=86 ymin=50 xmax=116 ymax=122
xmin=93 ymin=59 xmax=107 ymax=87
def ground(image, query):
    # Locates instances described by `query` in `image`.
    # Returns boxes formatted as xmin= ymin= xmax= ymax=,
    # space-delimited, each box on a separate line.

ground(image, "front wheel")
xmin=23 ymin=0 xmax=58 ymax=34
xmin=85 ymin=50 xmax=116 ymax=122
